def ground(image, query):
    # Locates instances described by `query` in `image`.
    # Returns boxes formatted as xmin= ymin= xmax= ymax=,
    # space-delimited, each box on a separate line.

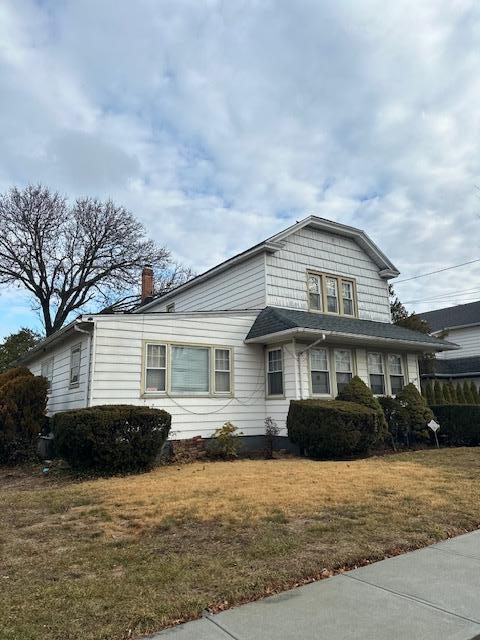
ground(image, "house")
xmin=418 ymin=301 xmax=480 ymax=388
xmin=20 ymin=216 xmax=458 ymax=444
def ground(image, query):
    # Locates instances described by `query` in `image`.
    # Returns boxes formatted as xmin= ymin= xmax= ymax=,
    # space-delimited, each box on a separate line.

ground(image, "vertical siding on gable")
xmin=28 ymin=331 xmax=91 ymax=414
xmin=148 ymin=253 xmax=267 ymax=312
xmin=91 ymin=313 xmax=266 ymax=439
xmin=266 ymin=227 xmax=392 ymax=322
xmin=435 ymin=326 xmax=480 ymax=360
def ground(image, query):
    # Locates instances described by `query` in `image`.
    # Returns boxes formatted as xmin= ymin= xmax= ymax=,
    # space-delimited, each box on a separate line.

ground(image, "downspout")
xmin=74 ymin=323 xmax=94 ymax=408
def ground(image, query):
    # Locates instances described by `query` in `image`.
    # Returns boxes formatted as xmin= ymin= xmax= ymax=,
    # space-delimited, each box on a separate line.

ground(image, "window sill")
xmin=69 ymin=384 xmax=80 ymax=390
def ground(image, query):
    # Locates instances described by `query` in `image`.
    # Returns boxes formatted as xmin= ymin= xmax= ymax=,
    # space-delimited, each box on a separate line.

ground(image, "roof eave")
xmin=245 ymin=327 xmax=459 ymax=351
xmin=16 ymin=317 xmax=94 ymax=364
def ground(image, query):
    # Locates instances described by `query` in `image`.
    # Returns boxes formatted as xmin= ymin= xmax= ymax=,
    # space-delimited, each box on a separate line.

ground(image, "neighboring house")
xmin=418 ymin=301 xmax=480 ymax=388
xmin=20 ymin=216 xmax=457 ymax=442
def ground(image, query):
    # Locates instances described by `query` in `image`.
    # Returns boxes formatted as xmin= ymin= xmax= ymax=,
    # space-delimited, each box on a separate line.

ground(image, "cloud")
xmin=1 ymin=0 xmax=480 ymax=336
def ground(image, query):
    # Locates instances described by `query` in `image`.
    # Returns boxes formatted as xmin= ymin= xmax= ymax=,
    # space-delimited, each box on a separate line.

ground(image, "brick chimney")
xmin=141 ymin=265 xmax=154 ymax=303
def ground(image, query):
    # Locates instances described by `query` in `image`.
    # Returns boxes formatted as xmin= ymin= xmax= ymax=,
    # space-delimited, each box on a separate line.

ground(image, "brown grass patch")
xmin=1 ymin=449 xmax=480 ymax=639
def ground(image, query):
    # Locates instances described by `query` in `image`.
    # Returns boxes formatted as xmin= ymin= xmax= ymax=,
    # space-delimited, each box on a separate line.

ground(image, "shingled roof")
xmin=418 ymin=301 xmax=480 ymax=332
xmin=420 ymin=355 xmax=480 ymax=379
xmin=246 ymin=307 xmax=459 ymax=351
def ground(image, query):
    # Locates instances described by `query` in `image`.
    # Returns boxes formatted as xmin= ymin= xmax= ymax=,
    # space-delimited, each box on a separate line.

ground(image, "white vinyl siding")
xmin=41 ymin=357 xmax=54 ymax=391
xmin=266 ymin=226 xmax=391 ymax=322
xmin=148 ymin=253 xmax=266 ymax=313
xmin=435 ymin=326 xmax=480 ymax=360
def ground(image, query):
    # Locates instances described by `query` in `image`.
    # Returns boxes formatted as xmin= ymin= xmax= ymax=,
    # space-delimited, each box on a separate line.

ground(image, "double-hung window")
xmin=267 ymin=348 xmax=283 ymax=396
xmin=307 ymin=272 xmax=356 ymax=316
xmin=308 ymin=274 xmax=322 ymax=311
xmin=310 ymin=348 xmax=330 ymax=394
xmin=146 ymin=344 xmax=167 ymax=392
xmin=367 ymin=352 xmax=385 ymax=395
xmin=388 ymin=354 xmax=405 ymax=395
xmin=335 ymin=349 xmax=353 ymax=393
xmin=69 ymin=345 xmax=81 ymax=387
xmin=214 ymin=348 xmax=231 ymax=393
xmin=41 ymin=358 xmax=54 ymax=392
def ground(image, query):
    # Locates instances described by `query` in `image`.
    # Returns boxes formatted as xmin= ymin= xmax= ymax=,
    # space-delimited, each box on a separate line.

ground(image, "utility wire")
xmin=394 ymin=257 xmax=480 ymax=284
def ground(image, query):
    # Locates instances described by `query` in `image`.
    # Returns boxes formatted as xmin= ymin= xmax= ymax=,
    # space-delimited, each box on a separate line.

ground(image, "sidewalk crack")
xmin=204 ymin=614 xmax=242 ymax=640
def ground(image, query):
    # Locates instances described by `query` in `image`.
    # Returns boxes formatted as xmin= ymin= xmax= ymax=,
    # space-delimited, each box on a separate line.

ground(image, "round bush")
xmin=52 ymin=405 xmax=171 ymax=473
xmin=336 ymin=375 xmax=388 ymax=440
xmin=287 ymin=399 xmax=382 ymax=458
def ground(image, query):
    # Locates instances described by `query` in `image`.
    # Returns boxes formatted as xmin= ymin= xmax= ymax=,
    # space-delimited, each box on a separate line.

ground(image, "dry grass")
xmin=2 ymin=449 xmax=480 ymax=639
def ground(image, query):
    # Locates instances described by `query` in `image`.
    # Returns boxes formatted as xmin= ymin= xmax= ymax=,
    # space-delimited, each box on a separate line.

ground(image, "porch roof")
xmin=245 ymin=307 xmax=460 ymax=352
xmin=420 ymin=355 xmax=480 ymax=379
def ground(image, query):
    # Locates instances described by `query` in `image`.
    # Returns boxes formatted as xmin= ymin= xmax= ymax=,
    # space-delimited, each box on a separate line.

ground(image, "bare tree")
xmin=0 ymin=185 xmax=184 ymax=335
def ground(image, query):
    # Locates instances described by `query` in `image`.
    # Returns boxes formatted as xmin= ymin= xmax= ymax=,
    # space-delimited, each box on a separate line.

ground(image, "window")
xmin=166 ymin=303 xmax=175 ymax=313
xmin=326 ymin=277 xmax=339 ymax=313
xmin=145 ymin=344 xmax=167 ymax=392
xmin=171 ymin=345 xmax=209 ymax=395
xmin=307 ymin=272 xmax=356 ymax=316
xmin=41 ymin=358 xmax=54 ymax=392
xmin=310 ymin=348 xmax=330 ymax=394
xmin=367 ymin=352 xmax=385 ymax=395
xmin=335 ymin=349 xmax=353 ymax=393
xmin=342 ymin=281 xmax=354 ymax=316
xmin=69 ymin=345 xmax=81 ymax=387
xmin=267 ymin=348 xmax=283 ymax=396
xmin=214 ymin=348 xmax=231 ymax=393
xmin=308 ymin=274 xmax=322 ymax=311
xmin=388 ymin=354 xmax=404 ymax=395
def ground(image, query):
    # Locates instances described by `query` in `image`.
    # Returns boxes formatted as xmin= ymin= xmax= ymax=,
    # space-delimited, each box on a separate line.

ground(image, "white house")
xmin=418 ymin=301 xmax=480 ymax=388
xmin=21 ymin=216 xmax=457 ymax=442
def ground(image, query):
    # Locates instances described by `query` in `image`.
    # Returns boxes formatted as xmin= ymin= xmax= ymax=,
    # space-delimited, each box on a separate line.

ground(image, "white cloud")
xmin=1 ymin=0 xmax=480 ymax=336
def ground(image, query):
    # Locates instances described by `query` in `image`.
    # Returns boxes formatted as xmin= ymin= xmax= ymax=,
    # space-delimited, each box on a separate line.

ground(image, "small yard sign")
xmin=428 ymin=419 xmax=440 ymax=448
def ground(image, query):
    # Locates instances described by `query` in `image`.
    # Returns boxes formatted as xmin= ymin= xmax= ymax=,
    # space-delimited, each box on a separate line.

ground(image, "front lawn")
xmin=2 ymin=449 xmax=480 ymax=639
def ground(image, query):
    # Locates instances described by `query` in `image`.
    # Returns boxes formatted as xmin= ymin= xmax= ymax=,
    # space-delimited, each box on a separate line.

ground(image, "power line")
xmin=403 ymin=286 xmax=480 ymax=305
xmin=394 ymin=257 xmax=480 ymax=284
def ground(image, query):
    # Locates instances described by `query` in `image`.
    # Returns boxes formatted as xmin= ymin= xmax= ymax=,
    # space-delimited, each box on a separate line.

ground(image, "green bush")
xmin=470 ymin=381 xmax=480 ymax=404
xmin=52 ymin=405 xmax=171 ymax=473
xmin=430 ymin=405 xmax=480 ymax=446
xmin=456 ymin=382 xmax=466 ymax=404
xmin=424 ymin=381 xmax=435 ymax=406
xmin=336 ymin=375 xmax=388 ymax=440
xmin=287 ymin=399 xmax=382 ymax=458
xmin=433 ymin=380 xmax=444 ymax=404
xmin=0 ymin=367 xmax=48 ymax=464
xmin=396 ymin=383 xmax=434 ymax=443
xmin=446 ymin=381 xmax=457 ymax=404
xmin=377 ymin=396 xmax=408 ymax=448
xmin=206 ymin=422 xmax=243 ymax=459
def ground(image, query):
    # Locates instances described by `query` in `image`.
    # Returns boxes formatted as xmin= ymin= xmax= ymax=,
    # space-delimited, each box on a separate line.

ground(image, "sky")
xmin=1 ymin=0 xmax=480 ymax=338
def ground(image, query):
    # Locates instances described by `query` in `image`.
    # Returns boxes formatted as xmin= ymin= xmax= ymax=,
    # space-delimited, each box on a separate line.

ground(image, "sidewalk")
xmin=152 ymin=530 xmax=480 ymax=639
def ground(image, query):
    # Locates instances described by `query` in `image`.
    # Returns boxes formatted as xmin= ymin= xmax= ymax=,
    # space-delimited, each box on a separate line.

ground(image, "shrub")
xmin=442 ymin=382 xmax=452 ymax=404
xmin=433 ymin=380 xmax=444 ymax=404
xmin=336 ymin=376 xmax=388 ymax=440
xmin=424 ymin=381 xmax=435 ymax=406
xmin=264 ymin=416 xmax=279 ymax=459
xmin=463 ymin=380 xmax=474 ymax=404
xmin=0 ymin=368 xmax=48 ymax=464
xmin=430 ymin=405 xmax=480 ymax=446
xmin=377 ymin=396 xmax=409 ymax=448
xmin=52 ymin=405 xmax=171 ymax=473
xmin=206 ymin=422 xmax=243 ymax=459
xmin=396 ymin=383 xmax=433 ymax=443
xmin=446 ymin=381 xmax=457 ymax=404
xmin=287 ymin=399 xmax=382 ymax=458
xmin=470 ymin=381 xmax=480 ymax=404
xmin=456 ymin=382 xmax=466 ymax=404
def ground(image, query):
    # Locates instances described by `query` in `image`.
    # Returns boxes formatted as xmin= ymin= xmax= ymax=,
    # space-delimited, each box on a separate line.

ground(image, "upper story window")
xmin=267 ymin=348 xmax=283 ymax=396
xmin=69 ymin=345 xmax=81 ymax=388
xmin=307 ymin=272 xmax=356 ymax=317
xmin=41 ymin=357 xmax=54 ymax=392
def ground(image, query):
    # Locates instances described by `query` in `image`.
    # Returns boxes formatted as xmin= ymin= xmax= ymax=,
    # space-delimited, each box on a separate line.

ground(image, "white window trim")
xmin=142 ymin=341 xmax=234 ymax=398
xmin=214 ymin=347 xmax=232 ymax=395
xmin=388 ymin=353 xmax=405 ymax=396
xmin=69 ymin=344 xmax=81 ymax=389
xmin=266 ymin=346 xmax=284 ymax=398
xmin=367 ymin=351 xmax=386 ymax=396
xmin=145 ymin=343 xmax=167 ymax=393
xmin=309 ymin=348 xmax=331 ymax=396
xmin=366 ymin=352 xmax=406 ymax=396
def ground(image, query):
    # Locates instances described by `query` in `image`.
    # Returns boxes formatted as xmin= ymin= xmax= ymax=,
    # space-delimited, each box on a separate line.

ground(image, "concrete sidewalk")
xmin=152 ymin=530 xmax=480 ymax=639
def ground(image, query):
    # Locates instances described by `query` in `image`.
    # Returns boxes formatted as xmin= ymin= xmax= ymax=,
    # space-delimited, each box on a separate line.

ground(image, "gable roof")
xmin=135 ymin=215 xmax=400 ymax=312
xmin=245 ymin=306 xmax=459 ymax=352
xmin=418 ymin=300 xmax=480 ymax=332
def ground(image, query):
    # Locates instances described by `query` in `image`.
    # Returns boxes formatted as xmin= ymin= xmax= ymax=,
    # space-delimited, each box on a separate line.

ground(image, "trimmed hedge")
xmin=430 ymin=404 xmax=480 ymax=446
xmin=0 ymin=367 xmax=48 ymax=464
xmin=336 ymin=375 xmax=388 ymax=439
xmin=287 ymin=399 xmax=382 ymax=458
xmin=52 ymin=405 xmax=171 ymax=473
